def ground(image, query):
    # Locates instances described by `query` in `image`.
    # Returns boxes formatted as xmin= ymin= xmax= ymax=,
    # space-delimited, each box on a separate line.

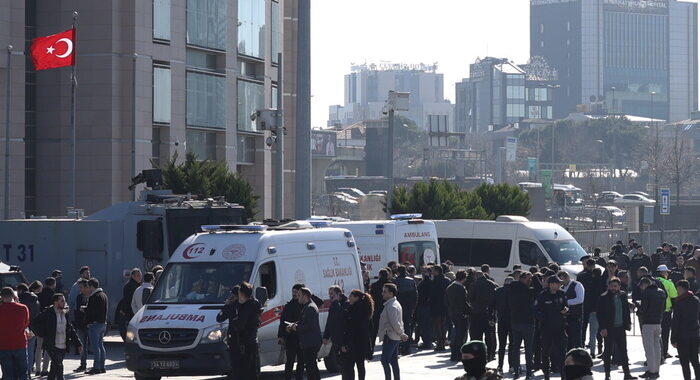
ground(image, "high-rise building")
xmin=455 ymin=57 xmax=558 ymax=133
xmin=327 ymin=63 xmax=454 ymax=130
xmin=531 ymin=0 xmax=698 ymax=121
xmin=0 ymin=0 xmax=306 ymax=219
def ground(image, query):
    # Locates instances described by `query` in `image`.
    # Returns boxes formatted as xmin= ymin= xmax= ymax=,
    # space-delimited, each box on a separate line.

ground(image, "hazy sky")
xmin=309 ymin=0 xmax=700 ymax=128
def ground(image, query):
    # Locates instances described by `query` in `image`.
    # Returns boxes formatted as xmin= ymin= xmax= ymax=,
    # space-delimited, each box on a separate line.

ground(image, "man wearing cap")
xmin=655 ymin=265 xmax=677 ymax=360
xmin=597 ymin=277 xmax=636 ymax=380
xmin=534 ymin=275 xmax=569 ymax=380
xmin=454 ymin=340 xmax=501 ymax=380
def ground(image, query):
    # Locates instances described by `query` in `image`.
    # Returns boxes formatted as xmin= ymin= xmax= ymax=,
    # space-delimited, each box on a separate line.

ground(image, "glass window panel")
xmin=237 ymin=135 xmax=256 ymax=163
xmin=186 ymin=129 xmax=217 ymax=160
xmin=186 ymin=0 xmax=226 ymax=50
xmin=153 ymin=66 xmax=171 ymax=123
xmin=153 ymin=0 xmax=171 ymax=40
xmin=238 ymin=0 xmax=266 ymax=58
xmin=271 ymin=85 xmax=278 ymax=109
xmin=186 ymin=50 xmax=219 ymax=71
xmin=271 ymin=1 xmax=280 ymax=63
xmin=186 ymin=72 xmax=226 ymax=129
xmin=237 ymin=80 xmax=264 ymax=131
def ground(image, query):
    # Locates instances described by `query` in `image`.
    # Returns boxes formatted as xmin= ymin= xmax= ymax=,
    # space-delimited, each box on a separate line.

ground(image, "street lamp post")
xmin=384 ymin=91 xmax=410 ymax=218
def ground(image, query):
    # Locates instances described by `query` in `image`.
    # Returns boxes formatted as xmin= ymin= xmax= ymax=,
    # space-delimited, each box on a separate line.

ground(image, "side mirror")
xmin=255 ymin=287 xmax=269 ymax=306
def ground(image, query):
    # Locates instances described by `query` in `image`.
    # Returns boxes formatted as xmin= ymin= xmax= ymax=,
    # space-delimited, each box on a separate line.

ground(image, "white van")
xmin=330 ymin=214 xmax=440 ymax=278
xmin=125 ymin=224 xmax=363 ymax=380
xmin=433 ymin=216 xmax=588 ymax=284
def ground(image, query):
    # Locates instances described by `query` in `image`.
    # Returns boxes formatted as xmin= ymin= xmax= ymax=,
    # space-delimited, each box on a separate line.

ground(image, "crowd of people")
xmin=1 ymin=239 xmax=699 ymax=380
xmin=0 ymin=265 xmax=163 ymax=380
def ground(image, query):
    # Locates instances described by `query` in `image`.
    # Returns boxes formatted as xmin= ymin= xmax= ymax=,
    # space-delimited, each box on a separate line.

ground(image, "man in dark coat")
xmin=84 ymin=278 xmax=108 ymax=375
xmin=535 ymin=275 xmax=569 ymax=380
xmin=277 ymin=284 xmax=304 ymax=380
xmin=446 ymin=270 xmax=471 ymax=362
xmin=17 ymin=283 xmax=40 ymax=378
xmin=493 ymin=277 xmax=513 ymax=375
xmin=670 ymin=280 xmax=700 ymax=380
xmin=637 ymin=277 xmax=667 ymax=379
xmin=468 ymin=271 xmax=497 ymax=360
xmin=597 ymin=277 xmax=636 ymax=380
xmin=416 ymin=266 xmax=434 ymax=349
xmin=323 ymin=285 xmax=349 ymax=372
xmin=291 ymin=288 xmax=322 ymax=380
xmin=629 ymin=246 xmax=653 ymax=284
xmin=117 ymin=268 xmax=141 ymax=341
xmin=228 ymin=282 xmax=261 ymax=380
xmin=33 ymin=293 xmax=82 ymax=380
xmin=370 ymin=268 xmax=392 ymax=351
xmin=394 ymin=265 xmax=417 ymax=355
xmin=38 ymin=277 xmax=56 ymax=309
xmin=509 ymin=271 xmax=536 ymax=379
xmin=430 ymin=265 xmax=452 ymax=352
xmin=216 ymin=285 xmax=240 ymax=379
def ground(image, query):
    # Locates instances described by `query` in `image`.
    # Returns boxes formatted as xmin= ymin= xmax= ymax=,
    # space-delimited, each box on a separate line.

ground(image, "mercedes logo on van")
xmin=158 ymin=330 xmax=172 ymax=345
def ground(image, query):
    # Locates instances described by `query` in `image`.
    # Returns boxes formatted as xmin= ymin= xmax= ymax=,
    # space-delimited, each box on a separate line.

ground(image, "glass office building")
xmin=531 ymin=0 xmax=697 ymax=122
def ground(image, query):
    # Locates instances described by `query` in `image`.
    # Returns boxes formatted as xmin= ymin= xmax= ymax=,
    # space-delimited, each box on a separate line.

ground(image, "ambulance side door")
xmin=253 ymin=259 xmax=280 ymax=356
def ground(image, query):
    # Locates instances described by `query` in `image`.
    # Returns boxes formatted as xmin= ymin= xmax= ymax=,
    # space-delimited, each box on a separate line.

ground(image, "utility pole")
xmin=275 ymin=52 xmax=284 ymax=220
xmin=384 ymin=91 xmax=409 ymax=218
xmin=4 ymin=45 xmax=12 ymax=220
xmin=294 ymin=0 xmax=311 ymax=219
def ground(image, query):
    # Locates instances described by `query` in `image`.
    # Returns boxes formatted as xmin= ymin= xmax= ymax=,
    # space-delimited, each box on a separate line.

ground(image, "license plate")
xmin=150 ymin=360 xmax=180 ymax=370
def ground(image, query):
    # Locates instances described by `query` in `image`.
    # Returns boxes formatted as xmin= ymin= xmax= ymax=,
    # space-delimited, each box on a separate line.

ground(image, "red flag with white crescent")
xmin=30 ymin=28 xmax=76 ymax=71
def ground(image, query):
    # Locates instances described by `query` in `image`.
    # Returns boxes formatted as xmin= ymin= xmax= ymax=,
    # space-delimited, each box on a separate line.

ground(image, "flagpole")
xmin=70 ymin=11 xmax=77 ymax=209
xmin=4 ymin=45 xmax=12 ymax=220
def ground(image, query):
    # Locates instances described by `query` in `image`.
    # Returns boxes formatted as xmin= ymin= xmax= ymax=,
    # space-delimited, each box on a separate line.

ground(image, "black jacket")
xmin=417 ymin=277 xmax=432 ymax=307
xmin=18 ymin=292 xmax=40 ymax=329
xmin=670 ymin=291 xmax=700 ymax=344
xmin=324 ymin=294 xmax=349 ymax=344
xmin=370 ymin=279 xmax=391 ymax=321
xmin=73 ymin=293 xmax=88 ymax=329
xmin=430 ymin=274 xmax=451 ymax=317
xmin=229 ymin=298 xmax=261 ymax=345
xmin=535 ymin=289 xmax=568 ymax=328
xmin=578 ymin=270 xmax=605 ymax=313
xmin=277 ymin=298 xmax=303 ymax=341
xmin=609 ymin=252 xmax=630 ymax=270
xmin=669 ymin=267 xmax=685 ymax=285
xmin=446 ymin=281 xmax=470 ymax=321
xmin=297 ymin=301 xmax=322 ymax=349
xmin=395 ymin=276 xmax=417 ymax=313
xmin=34 ymin=306 xmax=82 ymax=351
xmin=342 ymin=302 xmax=372 ymax=360
xmin=85 ymin=289 xmax=108 ymax=325
xmin=597 ymin=290 xmax=631 ymax=331
xmin=216 ymin=302 xmax=239 ymax=345
xmin=637 ymin=285 xmax=666 ymax=325
xmin=628 ymin=254 xmax=653 ymax=282
xmin=38 ymin=288 xmax=55 ymax=308
xmin=508 ymin=281 xmax=535 ymax=325
xmin=468 ymin=276 xmax=497 ymax=316
xmin=493 ymin=285 xmax=510 ymax=327
xmin=120 ymin=279 xmax=140 ymax=317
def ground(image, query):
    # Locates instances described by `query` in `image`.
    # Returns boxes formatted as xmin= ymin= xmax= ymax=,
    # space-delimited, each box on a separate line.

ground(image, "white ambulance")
xmin=330 ymin=214 xmax=440 ymax=278
xmin=125 ymin=224 xmax=363 ymax=380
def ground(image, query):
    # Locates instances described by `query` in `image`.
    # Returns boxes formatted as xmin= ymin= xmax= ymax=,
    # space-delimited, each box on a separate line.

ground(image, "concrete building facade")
xmin=0 ymin=0 xmax=305 ymax=219
xmin=531 ymin=0 xmax=698 ymax=121
xmin=327 ymin=63 xmax=454 ymax=131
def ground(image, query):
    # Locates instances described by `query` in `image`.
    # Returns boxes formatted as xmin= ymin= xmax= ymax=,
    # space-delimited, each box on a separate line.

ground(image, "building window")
xmin=186 ymin=50 xmax=221 ymax=72
xmin=528 ymin=105 xmax=541 ymax=119
xmin=534 ymin=88 xmax=548 ymax=102
xmin=186 ymin=71 xmax=226 ymax=129
xmin=238 ymin=0 xmax=266 ymax=58
xmin=153 ymin=66 xmax=171 ymax=123
xmin=507 ymin=104 xmax=525 ymax=118
xmin=186 ymin=129 xmax=217 ymax=160
xmin=567 ymin=21 xmax=571 ymax=32
xmin=540 ymin=23 xmax=544 ymax=33
xmin=507 ymin=85 xmax=525 ymax=99
xmin=540 ymin=41 xmax=544 ymax=48
xmin=186 ymin=0 xmax=226 ymax=50
xmin=153 ymin=0 xmax=171 ymax=41
xmin=546 ymin=106 xmax=553 ymax=119
xmin=271 ymin=84 xmax=278 ymax=109
xmin=237 ymin=80 xmax=264 ymax=131
xmin=237 ymin=135 xmax=256 ymax=163
xmin=271 ymin=1 xmax=280 ymax=64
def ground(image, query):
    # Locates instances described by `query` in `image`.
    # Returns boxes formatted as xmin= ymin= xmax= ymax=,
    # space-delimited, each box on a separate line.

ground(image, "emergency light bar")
xmin=390 ymin=213 xmax=423 ymax=220
xmin=200 ymin=225 xmax=268 ymax=232
xmin=308 ymin=220 xmax=333 ymax=228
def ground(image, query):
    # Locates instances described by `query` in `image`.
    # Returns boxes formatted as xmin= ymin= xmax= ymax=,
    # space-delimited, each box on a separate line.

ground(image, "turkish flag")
xmin=30 ymin=28 xmax=76 ymax=71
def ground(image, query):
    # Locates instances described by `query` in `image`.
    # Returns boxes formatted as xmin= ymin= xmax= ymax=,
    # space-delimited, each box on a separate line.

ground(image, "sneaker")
xmin=85 ymin=368 xmax=101 ymax=375
xmin=99 ymin=369 xmax=106 ymax=374
xmin=525 ymin=370 xmax=535 ymax=379
xmin=623 ymin=374 xmax=637 ymax=380
xmin=650 ymin=373 xmax=659 ymax=379
xmin=74 ymin=365 xmax=86 ymax=373
xmin=639 ymin=371 xmax=652 ymax=378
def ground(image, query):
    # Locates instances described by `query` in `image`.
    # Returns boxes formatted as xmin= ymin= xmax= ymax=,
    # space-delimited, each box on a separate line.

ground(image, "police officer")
xmin=229 ymin=282 xmax=262 ymax=380
xmin=277 ymin=284 xmax=305 ymax=380
xmin=535 ymin=275 xmax=569 ymax=380
xmin=217 ymin=285 xmax=240 ymax=379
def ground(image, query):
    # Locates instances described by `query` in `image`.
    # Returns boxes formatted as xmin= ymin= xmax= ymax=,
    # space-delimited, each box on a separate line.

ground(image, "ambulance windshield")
xmin=150 ymin=262 xmax=254 ymax=304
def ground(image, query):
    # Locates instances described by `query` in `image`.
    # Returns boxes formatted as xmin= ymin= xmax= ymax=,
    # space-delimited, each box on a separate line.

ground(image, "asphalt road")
xmin=16 ymin=328 xmax=686 ymax=380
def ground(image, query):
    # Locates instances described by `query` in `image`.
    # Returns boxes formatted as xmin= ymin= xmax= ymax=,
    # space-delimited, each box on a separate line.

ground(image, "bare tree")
xmin=662 ymin=125 xmax=698 ymax=206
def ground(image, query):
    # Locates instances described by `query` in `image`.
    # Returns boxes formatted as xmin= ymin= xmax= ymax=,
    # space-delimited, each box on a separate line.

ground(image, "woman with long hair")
xmin=341 ymin=289 xmax=374 ymax=380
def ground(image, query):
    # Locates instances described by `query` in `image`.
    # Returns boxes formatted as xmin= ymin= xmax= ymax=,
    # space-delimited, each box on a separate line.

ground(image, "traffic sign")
xmin=541 ymin=170 xmax=553 ymax=199
xmin=660 ymin=188 xmax=670 ymax=215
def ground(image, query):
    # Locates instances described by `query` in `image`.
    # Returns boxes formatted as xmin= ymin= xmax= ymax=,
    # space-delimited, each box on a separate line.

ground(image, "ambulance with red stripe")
xmin=125 ymin=223 xmax=363 ymax=380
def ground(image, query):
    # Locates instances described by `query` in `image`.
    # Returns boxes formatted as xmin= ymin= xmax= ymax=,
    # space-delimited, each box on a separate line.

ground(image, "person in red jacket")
xmin=0 ymin=286 xmax=30 ymax=380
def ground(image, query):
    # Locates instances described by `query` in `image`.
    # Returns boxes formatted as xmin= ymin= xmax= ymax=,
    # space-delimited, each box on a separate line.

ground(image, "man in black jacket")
xmin=446 ymin=270 xmax=470 ymax=362
xmin=535 ymin=275 xmax=569 ymax=380
xmin=117 ymin=268 xmax=141 ymax=341
xmin=17 ymin=283 xmax=40 ymax=378
xmin=493 ymin=277 xmax=512 ymax=375
xmin=323 ymin=285 xmax=349 ymax=371
xmin=670 ymin=280 xmax=700 ymax=380
xmin=416 ymin=266 xmax=434 ymax=349
xmin=370 ymin=269 xmax=392 ymax=351
xmin=73 ymin=279 xmax=90 ymax=372
xmin=430 ymin=265 xmax=451 ymax=352
xmin=278 ymin=284 xmax=304 ymax=380
xmin=629 ymin=246 xmax=653 ymax=284
xmin=637 ymin=277 xmax=666 ymax=379
xmin=597 ymin=277 xmax=636 ymax=380
xmin=216 ymin=285 xmax=240 ymax=378
xmin=34 ymin=293 xmax=82 ymax=380
xmin=578 ymin=259 xmax=600 ymax=346
xmin=291 ymin=287 xmax=322 ymax=380
xmin=468 ymin=271 xmax=497 ymax=360
xmin=229 ymin=282 xmax=261 ymax=380
xmin=84 ymin=278 xmax=108 ymax=375
xmin=38 ymin=277 xmax=56 ymax=309
xmin=394 ymin=266 xmax=417 ymax=355
xmin=509 ymin=271 xmax=536 ymax=379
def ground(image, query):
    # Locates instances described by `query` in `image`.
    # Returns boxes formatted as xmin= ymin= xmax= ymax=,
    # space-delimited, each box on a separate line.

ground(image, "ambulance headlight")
xmin=125 ymin=325 xmax=138 ymax=343
xmin=201 ymin=326 xmax=226 ymax=344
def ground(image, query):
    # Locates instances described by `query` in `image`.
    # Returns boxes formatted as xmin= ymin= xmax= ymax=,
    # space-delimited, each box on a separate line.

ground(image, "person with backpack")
xmin=33 ymin=293 xmax=83 ymax=380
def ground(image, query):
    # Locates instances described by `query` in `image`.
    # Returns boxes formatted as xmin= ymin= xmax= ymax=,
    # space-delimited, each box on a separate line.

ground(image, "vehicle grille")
xmin=139 ymin=328 xmax=198 ymax=348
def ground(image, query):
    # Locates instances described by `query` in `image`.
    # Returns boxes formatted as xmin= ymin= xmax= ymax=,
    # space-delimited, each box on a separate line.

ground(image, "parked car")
xmin=337 ymin=187 xmax=366 ymax=198
xmin=614 ymin=193 xmax=656 ymax=205
xmin=629 ymin=191 xmax=651 ymax=198
xmin=596 ymin=191 xmax=622 ymax=205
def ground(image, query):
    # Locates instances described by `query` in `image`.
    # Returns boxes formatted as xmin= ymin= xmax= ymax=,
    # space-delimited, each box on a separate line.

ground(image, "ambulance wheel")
xmin=134 ymin=374 xmax=161 ymax=380
xmin=324 ymin=352 xmax=340 ymax=373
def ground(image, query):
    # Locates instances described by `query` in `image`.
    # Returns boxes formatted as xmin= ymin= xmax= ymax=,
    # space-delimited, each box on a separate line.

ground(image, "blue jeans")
xmin=0 ymin=348 xmax=28 ymax=380
xmin=26 ymin=337 xmax=35 ymax=377
xmin=587 ymin=312 xmax=600 ymax=356
xmin=76 ymin=328 xmax=89 ymax=367
xmin=88 ymin=323 xmax=107 ymax=370
xmin=381 ymin=337 xmax=400 ymax=380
